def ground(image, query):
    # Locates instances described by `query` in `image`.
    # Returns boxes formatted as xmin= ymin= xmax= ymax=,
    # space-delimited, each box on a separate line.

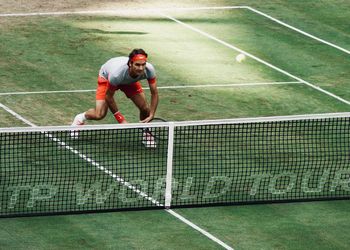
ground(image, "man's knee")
xmin=95 ymin=110 xmax=107 ymax=120
xmin=87 ymin=106 xmax=107 ymax=120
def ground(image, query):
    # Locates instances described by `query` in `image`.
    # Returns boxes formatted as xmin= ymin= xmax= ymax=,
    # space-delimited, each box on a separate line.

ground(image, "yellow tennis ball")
xmin=236 ymin=53 xmax=246 ymax=63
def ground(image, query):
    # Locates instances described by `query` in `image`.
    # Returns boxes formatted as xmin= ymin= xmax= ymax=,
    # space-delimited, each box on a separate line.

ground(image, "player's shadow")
xmin=84 ymin=29 xmax=147 ymax=35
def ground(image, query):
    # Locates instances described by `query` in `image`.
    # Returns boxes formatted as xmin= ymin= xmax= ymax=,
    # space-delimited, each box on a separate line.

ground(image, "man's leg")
xmin=120 ymin=82 xmax=150 ymax=121
xmin=85 ymin=100 xmax=108 ymax=120
xmin=129 ymin=93 xmax=156 ymax=148
xmin=72 ymin=76 xmax=110 ymax=125
xmin=130 ymin=92 xmax=150 ymax=121
xmin=72 ymin=100 xmax=108 ymax=125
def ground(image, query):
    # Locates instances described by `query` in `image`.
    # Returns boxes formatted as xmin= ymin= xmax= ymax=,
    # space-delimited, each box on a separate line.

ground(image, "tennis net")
xmin=0 ymin=112 xmax=350 ymax=217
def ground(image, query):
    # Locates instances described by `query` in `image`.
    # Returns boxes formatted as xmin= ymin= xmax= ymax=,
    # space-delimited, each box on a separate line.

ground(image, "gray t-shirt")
xmin=99 ymin=57 xmax=156 ymax=86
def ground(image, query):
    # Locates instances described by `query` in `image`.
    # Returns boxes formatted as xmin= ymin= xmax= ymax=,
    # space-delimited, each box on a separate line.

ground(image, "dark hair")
xmin=128 ymin=48 xmax=148 ymax=65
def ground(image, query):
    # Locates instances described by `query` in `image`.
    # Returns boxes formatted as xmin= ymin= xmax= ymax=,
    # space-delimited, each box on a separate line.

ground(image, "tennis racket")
xmin=140 ymin=117 xmax=168 ymax=148
xmin=144 ymin=117 xmax=168 ymax=142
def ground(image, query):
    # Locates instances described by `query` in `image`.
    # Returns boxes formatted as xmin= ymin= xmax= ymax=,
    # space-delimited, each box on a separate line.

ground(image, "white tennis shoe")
xmin=71 ymin=113 xmax=85 ymax=126
xmin=70 ymin=113 xmax=85 ymax=138
xmin=142 ymin=131 xmax=157 ymax=148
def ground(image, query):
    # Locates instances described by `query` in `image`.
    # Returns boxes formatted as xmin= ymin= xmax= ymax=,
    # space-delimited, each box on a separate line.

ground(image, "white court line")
xmin=167 ymin=209 xmax=234 ymax=250
xmin=0 ymin=81 xmax=301 ymax=96
xmin=0 ymin=5 xmax=348 ymax=55
xmin=160 ymin=12 xmax=350 ymax=106
xmin=0 ymin=103 xmax=234 ymax=250
xmin=0 ymin=103 xmax=37 ymax=127
xmin=0 ymin=5 xmax=346 ymax=104
xmin=245 ymin=6 xmax=350 ymax=56
xmin=0 ymin=6 xmax=247 ymax=17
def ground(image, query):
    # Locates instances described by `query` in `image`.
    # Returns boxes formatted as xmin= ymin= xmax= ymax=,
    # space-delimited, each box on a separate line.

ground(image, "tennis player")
xmin=71 ymin=48 xmax=158 ymax=147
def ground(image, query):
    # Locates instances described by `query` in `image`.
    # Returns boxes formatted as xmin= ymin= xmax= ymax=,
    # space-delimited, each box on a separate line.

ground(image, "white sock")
xmin=81 ymin=112 xmax=87 ymax=122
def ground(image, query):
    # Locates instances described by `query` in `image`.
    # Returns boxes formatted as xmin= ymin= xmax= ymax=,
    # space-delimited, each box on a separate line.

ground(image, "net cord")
xmin=1 ymin=112 xmax=350 ymax=133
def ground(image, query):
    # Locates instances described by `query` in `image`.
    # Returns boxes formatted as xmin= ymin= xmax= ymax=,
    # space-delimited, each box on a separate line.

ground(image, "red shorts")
xmin=95 ymin=76 xmax=143 ymax=100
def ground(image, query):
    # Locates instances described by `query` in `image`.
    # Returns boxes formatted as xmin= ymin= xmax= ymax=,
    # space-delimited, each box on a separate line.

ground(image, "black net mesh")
xmin=171 ymin=118 xmax=350 ymax=206
xmin=0 ymin=127 xmax=168 ymax=217
xmin=1 ymin=115 xmax=350 ymax=217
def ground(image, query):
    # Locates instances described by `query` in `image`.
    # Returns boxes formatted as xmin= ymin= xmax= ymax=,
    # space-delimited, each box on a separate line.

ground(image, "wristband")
xmin=114 ymin=111 xmax=125 ymax=123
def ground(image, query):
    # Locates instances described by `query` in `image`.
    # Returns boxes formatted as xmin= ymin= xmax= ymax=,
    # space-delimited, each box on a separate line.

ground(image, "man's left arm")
xmin=141 ymin=80 xmax=158 ymax=123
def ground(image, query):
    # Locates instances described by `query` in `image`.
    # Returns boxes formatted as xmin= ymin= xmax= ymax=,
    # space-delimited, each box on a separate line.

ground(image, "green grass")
xmin=0 ymin=107 xmax=27 ymax=127
xmin=0 ymin=210 xmax=221 ymax=250
xmin=0 ymin=1 xmax=350 ymax=249
xmin=169 ymin=8 xmax=350 ymax=99
xmin=174 ymin=200 xmax=350 ymax=249
xmin=0 ymin=13 xmax=348 ymax=125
